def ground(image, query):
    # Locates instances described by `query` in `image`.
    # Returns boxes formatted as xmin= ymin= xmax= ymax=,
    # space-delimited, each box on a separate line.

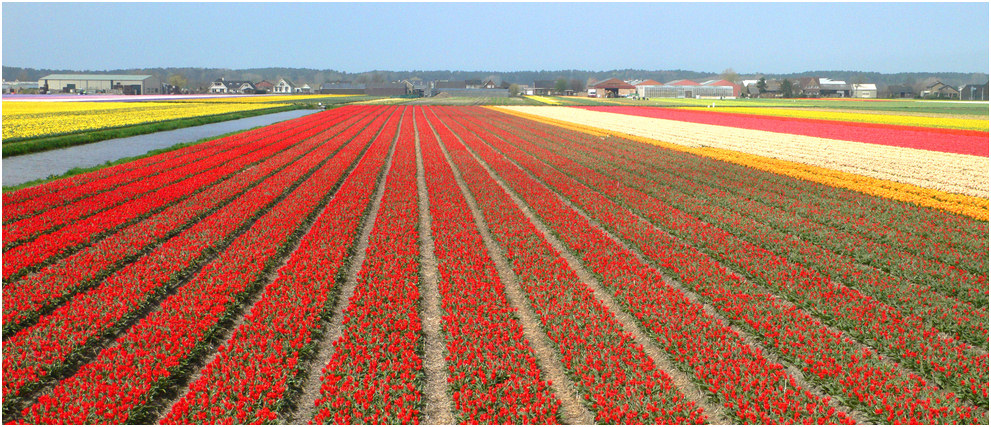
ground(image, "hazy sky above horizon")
xmin=3 ymin=2 xmax=988 ymax=74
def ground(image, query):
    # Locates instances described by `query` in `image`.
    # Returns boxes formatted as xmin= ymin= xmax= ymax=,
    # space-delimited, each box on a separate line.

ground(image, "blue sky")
xmin=2 ymin=2 xmax=988 ymax=73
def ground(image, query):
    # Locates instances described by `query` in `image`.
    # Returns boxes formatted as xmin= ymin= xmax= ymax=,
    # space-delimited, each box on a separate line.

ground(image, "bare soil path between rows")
xmin=447 ymin=128 xmax=734 ymax=424
xmin=413 ymin=112 xmax=457 ymax=424
xmin=426 ymin=113 xmax=595 ymax=425
xmin=466 ymin=122 xmax=869 ymax=423
xmin=281 ymin=111 xmax=402 ymax=424
xmin=0 ymin=128 xmax=354 ymax=424
xmin=154 ymin=116 xmax=388 ymax=423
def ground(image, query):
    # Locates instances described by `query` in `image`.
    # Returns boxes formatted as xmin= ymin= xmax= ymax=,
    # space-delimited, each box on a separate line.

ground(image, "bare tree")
xmin=720 ymin=68 xmax=740 ymax=84
xmin=509 ymin=83 xmax=521 ymax=97
xmin=167 ymin=74 xmax=188 ymax=89
xmin=568 ymin=79 xmax=584 ymax=93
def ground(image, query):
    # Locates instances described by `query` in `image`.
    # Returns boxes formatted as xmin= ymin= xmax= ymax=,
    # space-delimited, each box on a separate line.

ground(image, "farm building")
xmin=960 ymin=82 xmax=988 ymax=101
xmin=639 ymin=79 xmax=737 ymax=99
xmin=530 ymin=80 xmax=556 ymax=96
xmin=38 ymin=74 xmax=161 ymax=95
xmin=886 ymin=84 xmax=915 ymax=98
xmin=406 ymin=78 xmax=429 ymax=96
xmin=851 ymin=83 xmax=877 ymax=98
xmin=921 ymin=81 xmax=959 ymax=99
xmin=434 ymin=88 xmax=509 ymax=97
xmin=320 ymin=82 xmax=366 ymax=95
xmin=665 ymin=79 xmax=700 ymax=86
xmin=698 ymin=79 xmax=742 ymax=97
xmin=634 ymin=80 xmax=663 ymax=98
xmin=435 ymin=80 xmax=467 ymax=90
xmin=2 ymin=80 xmax=39 ymax=94
xmin=592 ymin=78 xmax=636 ymax=98
xmin=798 ymin=77 xmax=821 ymax=97
xmin=254 ymin=80 xmax=275 ymax=93
xmin=750 ymin=80 xmax=783 ymax=98
xmin=819 ymin=78 xmax=851 ymax=97
xmin=366 ymin=82 xmax=410 ymax=96
xmin=209 ymin=78 xmax=255 ymax=94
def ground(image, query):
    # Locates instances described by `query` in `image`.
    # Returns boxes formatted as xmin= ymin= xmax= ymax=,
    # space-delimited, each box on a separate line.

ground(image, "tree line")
xmin=4 ymin=66 xmax=986 ymax=93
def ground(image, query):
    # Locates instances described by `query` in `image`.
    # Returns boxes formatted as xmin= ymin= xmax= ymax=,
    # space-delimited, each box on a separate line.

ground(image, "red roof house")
xmin=593 ymin=78 xmax=637 ymax=97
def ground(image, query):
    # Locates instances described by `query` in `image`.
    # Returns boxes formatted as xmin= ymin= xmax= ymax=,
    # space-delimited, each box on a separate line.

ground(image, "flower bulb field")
xmin=1 ymin=103 xmax=988 ymax=425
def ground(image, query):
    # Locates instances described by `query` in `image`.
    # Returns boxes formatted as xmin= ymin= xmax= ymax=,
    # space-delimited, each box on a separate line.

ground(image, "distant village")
xmin=3 ymin=73 xmax=989 ymax=101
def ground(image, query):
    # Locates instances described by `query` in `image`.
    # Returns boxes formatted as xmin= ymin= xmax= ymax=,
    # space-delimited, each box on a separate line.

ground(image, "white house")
xmin=274 ymin=78 xmax=296 ymax=94
xmin=851 ymin=83 xmax=877 ymax=98
xmin=209 ymin=78 xmax=255 ymax=94
xmin=295 ymin=83 xmax=313 ymax=94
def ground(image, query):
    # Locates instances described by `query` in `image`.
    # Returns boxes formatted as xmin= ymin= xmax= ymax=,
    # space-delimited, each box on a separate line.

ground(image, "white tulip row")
xmin=498 ymin=106 xmax=989 ymax=199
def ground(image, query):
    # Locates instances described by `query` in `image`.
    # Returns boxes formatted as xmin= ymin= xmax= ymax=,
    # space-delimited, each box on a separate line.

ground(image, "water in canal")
xmin=3 ymin=109 xmax=318 ymax=187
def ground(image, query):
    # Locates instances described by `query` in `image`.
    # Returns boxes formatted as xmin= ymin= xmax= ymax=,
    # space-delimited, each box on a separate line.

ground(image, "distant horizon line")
xmin=4 ymin=65 xmax=989 ymax=76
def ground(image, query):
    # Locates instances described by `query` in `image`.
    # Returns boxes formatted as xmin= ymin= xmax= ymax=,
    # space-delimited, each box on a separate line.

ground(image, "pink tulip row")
xmin=160 ymin=106 xmax=402 ymax=424
xmin=453 ymin=106 xmax=986 ymax=424
xmin=310 ymin=107 xmax=426 ymax=424
xmin=427 ymin=106 xmax=706 ymax=424
xmin=16 ymin=106 xmax=400 ymax=425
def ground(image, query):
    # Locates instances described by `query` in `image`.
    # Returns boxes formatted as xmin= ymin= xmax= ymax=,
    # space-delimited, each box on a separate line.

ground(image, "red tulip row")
xmin=0 ymin=115 xmax=291 ymax=222
xmin=472 ymin=107 xmax=990 ymax=408
xmin=0 ymin=108 xmax=334 ymax=218
xmin=510 ymin=113 xmax=990 ymax=302
xmin=490 ymin=109 xmax=988 ymax=276
xmin=1 ymin=106 xmax=382 ymax=336
xmin=1 ymin=110 xmax=343 ymax=251
xmin=3 ymin=107 xmax=392 ymax=407
xmin=0 ymin=109 xmax=364 ymax=283
xmin=581 ymin=106 xmax=990 ymax=156
xmin=450 ymin=107 xmax=987 ymax=424
xmin=416 ymin=106 xmax=560 ymax=423
xmin=426 ymin=107 xmax=706 ymax=424
xmin=16 ymin=106 xmax=402 ymax=424
xmin=310 ymin=107 xmax=425 ymax=425
xmin=482 ymin=112 xmax=988 ymax=343
xmin=437 ymin=106 xmax=852 ymax=424
xmin=160 ymin=106 xmax=400 ymax=425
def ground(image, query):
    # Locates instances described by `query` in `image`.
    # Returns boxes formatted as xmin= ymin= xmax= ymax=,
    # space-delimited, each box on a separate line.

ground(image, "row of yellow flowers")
xmin=489 ymin=106 xmax=989 ymax=221
xmin=168 ymin=94 xmax=360 ymax=104
xmin=2 ymin=101 xmax=288 ymax=140
xmin=680 ymin=106 xmax=989 ymax=131
xmin=499 ymin=106 xmax=987 ymax=197
xmin=524 ymin=95 xmax=562 ymax=105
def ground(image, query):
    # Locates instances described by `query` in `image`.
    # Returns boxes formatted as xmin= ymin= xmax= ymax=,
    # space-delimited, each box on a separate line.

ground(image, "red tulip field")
xmin=2 ymin=104 xmax=988 ymax=425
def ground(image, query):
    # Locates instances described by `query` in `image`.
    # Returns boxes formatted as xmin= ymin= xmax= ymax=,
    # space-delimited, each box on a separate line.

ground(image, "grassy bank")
xmin=2 ymin=104 xmax=306 ymax=158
